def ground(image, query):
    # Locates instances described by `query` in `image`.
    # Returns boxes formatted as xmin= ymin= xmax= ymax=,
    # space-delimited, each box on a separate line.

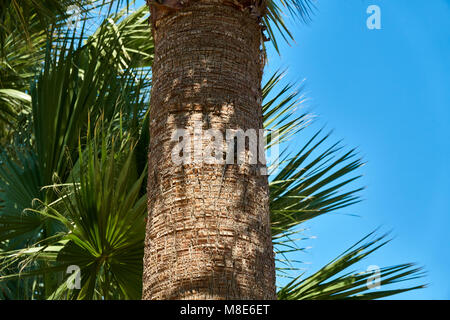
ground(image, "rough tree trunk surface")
xmin=143 ymin=0 xmax=276 ymax=300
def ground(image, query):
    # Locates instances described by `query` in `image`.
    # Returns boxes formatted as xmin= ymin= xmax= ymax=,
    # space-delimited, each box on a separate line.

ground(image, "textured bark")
xmin=143 ymin=0 xmax=276 ymax=300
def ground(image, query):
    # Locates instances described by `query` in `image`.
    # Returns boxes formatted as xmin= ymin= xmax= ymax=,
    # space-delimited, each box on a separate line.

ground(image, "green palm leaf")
xmin=262 ymin=72 xmax=363 ymax=236
xmin=0 ymin=127 xmax=147 ymax=299
xmin=261 ymin=72 xmax=425 ymax=298
xmin=277 ymin=232 xmax=426 ymax=299
xmin=264 ymin=0 xmax=317 ymax=51
xmin=0 ymin=5 xmax=151 ymax=298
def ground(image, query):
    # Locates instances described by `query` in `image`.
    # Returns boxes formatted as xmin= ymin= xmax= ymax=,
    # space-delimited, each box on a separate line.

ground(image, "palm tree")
xmin=0 ymin=0 xmax=425 ymax=300
xmin=144 ymin=2 xmax=269 ymax=300
xmin=141 ymin=0 xmax=321 ymax=300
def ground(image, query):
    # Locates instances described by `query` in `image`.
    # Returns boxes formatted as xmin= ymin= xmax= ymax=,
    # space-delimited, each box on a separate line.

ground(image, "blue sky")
xmin=264 ymin=0 xmax=450 ymax=299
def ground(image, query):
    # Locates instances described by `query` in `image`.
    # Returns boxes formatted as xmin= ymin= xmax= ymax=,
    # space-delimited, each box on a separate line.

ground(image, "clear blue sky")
xmin=264 ymin=0 xmax=450 ymax=299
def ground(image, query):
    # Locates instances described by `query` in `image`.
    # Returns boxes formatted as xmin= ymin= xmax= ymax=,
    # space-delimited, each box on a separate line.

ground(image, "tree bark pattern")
xmin=143 ymin=0 xmax=276 ymax=300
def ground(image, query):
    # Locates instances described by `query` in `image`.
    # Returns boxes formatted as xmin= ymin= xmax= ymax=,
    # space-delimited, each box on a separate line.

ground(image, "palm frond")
xmin=263 ymin=70 xmax=310 ymax=150
xmin=89 ymin=4 xmax=154 ymax=68
xmin=0 ymin=1 xmax=147 ymax=141
xmin=277 ymin=232 xmax=426 ymax=300
xmin=0 ymin=127 xmax=147 ymax=299
xmin=0 ymin=0 xmax=84 ymax=48
xmin=0 ymin=13 xmax=46 ymax=142
xmin=262 ymin=72 xmax=364 ymax=237
xmin=264 ymin=0 xmax=317 ymax=51
xmin=262 ymin=72 xmax=425 ymax=299
xmin=0 ymin=6 xmax=151 ymax=298
xmin=0 ymin=149 xmax=44 ymax=249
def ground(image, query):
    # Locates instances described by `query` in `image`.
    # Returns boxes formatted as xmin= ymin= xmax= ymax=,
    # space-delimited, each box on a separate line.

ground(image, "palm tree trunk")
xmin=143 ymin=0 xmax=276 ymax=300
